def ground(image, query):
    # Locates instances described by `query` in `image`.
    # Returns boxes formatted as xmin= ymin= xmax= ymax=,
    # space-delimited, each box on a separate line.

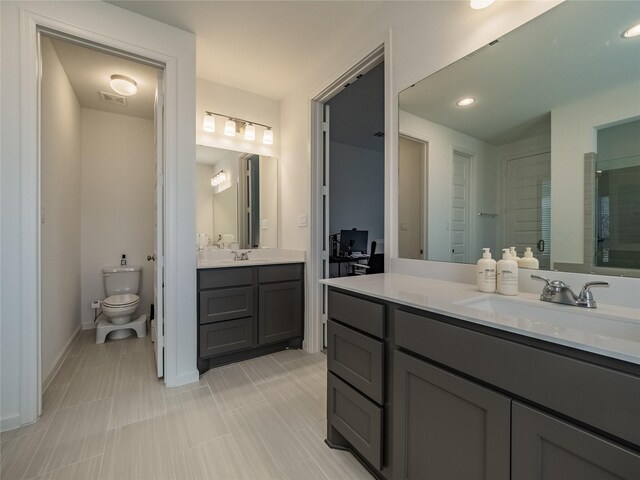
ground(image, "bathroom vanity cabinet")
xmin=325 ymin=286 xmax=640 ymax=480
xmin=197 ymin=263 xmax=303 ymax=374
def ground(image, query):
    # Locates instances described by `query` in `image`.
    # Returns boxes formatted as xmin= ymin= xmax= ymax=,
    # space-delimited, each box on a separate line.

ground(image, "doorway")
xmin=451 ymin=150 xmax=473 ymax=263
xmin=311 ymin=47 xmax=385 ymax=350
xmin=38 ymin=30 xmax=166 ymax=404
xmin=398 ymin=135 xmax=428 ymax=259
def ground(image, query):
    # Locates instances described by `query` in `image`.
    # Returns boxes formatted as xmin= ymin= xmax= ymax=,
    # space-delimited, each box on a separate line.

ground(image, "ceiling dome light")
xmin=203 ymin=114 xmax=215 ymax=133
xmin=456 ymin=97 xmax=476 ymax=107
xmin=623 ymin=23 xmax=640 ymax=38
xmin=470 ymin=0 xmax=495 ymax=10
xmin=224 ymin=118 xmax=237 ymax=137
xmin=244 ymin=123 xmax=256 ymax=141
xmin=263 ymin=128 xmax=274 ymax=145
xmin=110 ymin=74 xmax=137 ymax=96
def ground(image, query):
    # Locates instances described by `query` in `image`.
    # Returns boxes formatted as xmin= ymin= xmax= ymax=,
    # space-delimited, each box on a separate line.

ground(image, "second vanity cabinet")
xmin=326 ymin=286 xmax=640 ymax=480
xmin=198 ymin=263 xmax=303 ymax=373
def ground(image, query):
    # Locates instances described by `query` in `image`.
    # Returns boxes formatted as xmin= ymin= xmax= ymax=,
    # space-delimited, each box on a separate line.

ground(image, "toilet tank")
xmin=103 ymin=266 xmax=142 ymax=296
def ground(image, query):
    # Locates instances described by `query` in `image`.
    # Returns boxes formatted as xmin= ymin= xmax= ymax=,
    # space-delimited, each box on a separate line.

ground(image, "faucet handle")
xmin=577 ymin=281 xmax=609 ymax=308
xmin=530 ymin=274 xmax=550 ymax=285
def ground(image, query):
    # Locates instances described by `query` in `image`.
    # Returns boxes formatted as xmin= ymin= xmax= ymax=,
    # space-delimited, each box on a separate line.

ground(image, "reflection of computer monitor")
xmin=340 ymin=229 xmax=368 ymax=254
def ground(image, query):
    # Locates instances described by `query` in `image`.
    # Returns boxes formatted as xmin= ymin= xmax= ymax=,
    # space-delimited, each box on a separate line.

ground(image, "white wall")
xmin=329 ymin=141 xmax=385 ymax=247
xmin=196 ymin=78 xmax=280 ymax=158
xmin=80 ymin=109 xmax=155 ymax=327
xmin=551 ymin=81 xmax=640 ymax=265
xmin=40 ymin=37 xmax=83 ymax=384
xmin=399 ymin=110 xmax=494 ymax=261
xmin=1 ymin=0 xmax=196 ymax=430
xmin=196 ymin=163 xmax=214 ymax=239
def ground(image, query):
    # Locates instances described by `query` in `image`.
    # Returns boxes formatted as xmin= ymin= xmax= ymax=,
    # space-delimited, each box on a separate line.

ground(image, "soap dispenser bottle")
xmin=497 ymin=248 xmax=518 ymax=295
xmin=509 ymin=246 xmax=520 ymax=262
xmin=121 ymin=254 xmax=127 ymax=266
xmin=519 ymin=247 xmax=539 ymax=270
xmin=476 ymin=248 xmax=496 ymax=293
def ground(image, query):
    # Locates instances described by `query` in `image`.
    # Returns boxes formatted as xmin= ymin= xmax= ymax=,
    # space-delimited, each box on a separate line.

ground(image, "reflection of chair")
xmin=351 ymin=241 xmax=384 ymax=275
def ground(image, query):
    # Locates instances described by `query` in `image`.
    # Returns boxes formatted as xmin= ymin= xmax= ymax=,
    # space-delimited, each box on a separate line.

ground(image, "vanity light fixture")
xmin=623 ymin=23 xmax=640 ymax=38
xmin=110 ymin=74 xmax=137 ymax=96
xmin=202 ymin=113 xmax=215 ymax=133
xmin=202 ymin=111 xmax=274 ymax=144
xmin=470 ymin=0 xmax=495 ymax=10
xmin=211 ymin=170 xmax=226 ymax=187
xmin=456 ymin=97 xmax=476 ymax=107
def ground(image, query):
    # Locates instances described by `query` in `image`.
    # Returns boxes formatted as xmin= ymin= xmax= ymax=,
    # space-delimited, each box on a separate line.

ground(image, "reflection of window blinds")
xmin=541 ymin=180 xmax=551 ymax=254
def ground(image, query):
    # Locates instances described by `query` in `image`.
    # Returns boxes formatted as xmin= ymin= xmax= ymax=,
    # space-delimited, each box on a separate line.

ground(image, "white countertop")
xmin=321 ymin=273 xmax=640 ymax=365
xmin=197 ymin=248 xmax=305 ymax=269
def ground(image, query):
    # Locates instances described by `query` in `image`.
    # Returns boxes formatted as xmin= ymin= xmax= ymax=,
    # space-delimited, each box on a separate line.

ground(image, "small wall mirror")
xmin=398 ymin=1 xmax=639 ymax=272
xmin=196 ymin=145 xmax=278 ymax=249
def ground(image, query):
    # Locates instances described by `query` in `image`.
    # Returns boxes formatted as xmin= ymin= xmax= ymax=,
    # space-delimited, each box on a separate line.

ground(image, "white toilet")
xmin=96 ymin=265 xmax=146 ymax=343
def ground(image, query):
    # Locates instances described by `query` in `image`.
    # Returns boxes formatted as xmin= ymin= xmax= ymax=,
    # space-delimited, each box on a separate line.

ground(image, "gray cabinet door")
xmin=393 ymin=350 xmax=510 ymax=480
xmin=258 ymin=281 xmax=302 ymax=344
xmin=512 ymin=402 xmax=640 ymax=480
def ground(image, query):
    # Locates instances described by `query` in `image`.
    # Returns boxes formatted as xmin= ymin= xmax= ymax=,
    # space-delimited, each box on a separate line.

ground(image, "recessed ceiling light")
xmin=470 ymin=0 xmax=496 ymax=10
xmin=623 ymin=23 xmax=640 ymax=38
xmin=456 ymin=97 xmax=476 ymax=107
xmin=110 ymin=74 xmax=137 ymax=96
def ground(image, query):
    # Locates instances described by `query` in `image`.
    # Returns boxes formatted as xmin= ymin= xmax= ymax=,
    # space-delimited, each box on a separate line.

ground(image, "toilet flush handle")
xmin=147 ymin=254 xmax=156 ymax=261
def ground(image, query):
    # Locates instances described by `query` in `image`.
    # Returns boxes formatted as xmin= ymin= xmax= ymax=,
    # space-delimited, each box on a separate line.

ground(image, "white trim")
xmin=309 ymin=32 xmax=391 ymax=354
xmin=0 ymin=415 xmax=22 ymax=433
xmin=42 ymin=324 xmax=82 ymax=393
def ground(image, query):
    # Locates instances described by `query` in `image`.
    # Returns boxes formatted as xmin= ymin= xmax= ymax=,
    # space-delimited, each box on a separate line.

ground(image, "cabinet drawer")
xmin=199 ymin=267 xmax=253 ymax=289
xmin=328 ymin=290 xmax=385 ymax=338
xmin=328 ymin=320 xmax=384 ymax=404
xmin=258 ymin=263 xmax=303 ymax=283
xmin=199 ymin=286 xmax=254 ymax=324
xmin=328 ymin=372 xmax=383 ymax=470
xmin=199 ymin=318 xmax=254 ymax=357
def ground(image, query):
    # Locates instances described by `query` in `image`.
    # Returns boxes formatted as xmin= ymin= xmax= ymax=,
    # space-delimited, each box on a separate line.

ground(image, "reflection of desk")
xmin=329 ymin=254 xmax=369 ymax=277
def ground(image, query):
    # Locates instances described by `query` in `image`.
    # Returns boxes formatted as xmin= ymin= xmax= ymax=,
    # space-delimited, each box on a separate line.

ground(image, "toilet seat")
xmin=103 ymin=293 xmax=140 ymax=308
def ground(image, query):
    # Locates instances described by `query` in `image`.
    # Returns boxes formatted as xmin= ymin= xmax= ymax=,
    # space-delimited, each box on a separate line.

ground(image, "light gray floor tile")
xmin=224 ymin=400 xmax=310 ymax=477
xmin=205 ymin=364 xmax=265 ymax=413
xmin=294 ymin=421 xmax=373 ymax=480
xmin=281 ymin=459 xmax=330 ymax=480
xmin=33 ymin=455 xmax=103 ymax=480
xmin=67 ymin=330 xmax=97 ymax=357
xmin=165 ymin=386 xmax=229 ymax=453
xmin=46 ymin=354 xmax=82 ymax=386
xmin=100 ymin=415 xmax=174 ymax=480
xmin=172 ymin=434 xmax=250 ymax=480
xmin=269 ymin=348 xmax=309 ymax=365
xmin=61 ymin=364 xmax=117 ymax=408
xmin=257 ymin=374 xmax=326 ymax=432
xmin=1 ymin=430 xmax=45 ymax=480
xmin=119 ymin=334 xmax=152 ymax=356
xmin=280 ymin=353 xmax=327 ymax=378
xmin=238 ymin=355 xmax=287 ymax=384
xmin=116 ymin=349 xmax=156 ymax=386
xmin=109 ymin=375 xmax=165 ymax=430
xmin=79 ymin=341 xmax=123 ymax=369
xmin=25 ymin=397 xmax=111 ymax=479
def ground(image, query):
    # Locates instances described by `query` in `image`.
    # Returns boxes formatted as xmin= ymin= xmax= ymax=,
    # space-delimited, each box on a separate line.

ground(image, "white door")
xmin=398 ymin=136 xmax=426 ymax=259
xmin=321 ymin=104 xmax=330 ymax=349
xmin=451 ymin=152 xmax=471 ymax=263
xmin=504 ymin=152 xmax=551 ymax=269
xmin=152 ymin=70 xmax=165 ymax=377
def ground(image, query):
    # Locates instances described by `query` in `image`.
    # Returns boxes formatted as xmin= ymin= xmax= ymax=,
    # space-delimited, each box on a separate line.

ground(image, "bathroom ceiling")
xmin=47 ymin=36 xmax=159 ymax=120
xmin=107 ymin=1 xmax=385 ymax=100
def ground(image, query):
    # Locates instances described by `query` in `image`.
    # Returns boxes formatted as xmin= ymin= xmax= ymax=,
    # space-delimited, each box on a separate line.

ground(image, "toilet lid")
xmin=103 ymin=294 xmax=140 ymax=308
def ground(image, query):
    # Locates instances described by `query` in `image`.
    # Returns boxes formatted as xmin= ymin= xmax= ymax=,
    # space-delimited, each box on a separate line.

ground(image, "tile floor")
xmin=1 ymin=330 xmax=372 ymax=480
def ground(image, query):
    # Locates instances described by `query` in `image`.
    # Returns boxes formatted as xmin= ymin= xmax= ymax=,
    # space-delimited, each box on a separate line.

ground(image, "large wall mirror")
xmin=196 ymin=145 xmax=278 ymax=249
xmin=398 ymin=1 xmax=639 ymax=273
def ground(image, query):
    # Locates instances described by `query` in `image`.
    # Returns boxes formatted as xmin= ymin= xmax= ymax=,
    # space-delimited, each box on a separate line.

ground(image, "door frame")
xmin=17 ymin=7 xmax=188 ymax=428
xmin=309 ymin=39 xmax=389 ymax=353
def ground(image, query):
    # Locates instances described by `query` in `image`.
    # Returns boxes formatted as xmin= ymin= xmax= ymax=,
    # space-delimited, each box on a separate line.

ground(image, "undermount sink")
xmin=455 ymin=295 xmax=640 ymax=353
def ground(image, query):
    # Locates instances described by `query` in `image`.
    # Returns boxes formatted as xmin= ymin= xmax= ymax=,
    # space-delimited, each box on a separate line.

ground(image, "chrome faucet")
xmin=531 ymin=275 xmax=608 ymax=308
xmin=231 ymin=250 xmax=251 ymax=261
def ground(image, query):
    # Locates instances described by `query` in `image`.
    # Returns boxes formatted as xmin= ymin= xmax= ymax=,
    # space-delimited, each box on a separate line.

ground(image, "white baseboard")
xmin=1 ymin=413 xmax=22 ymax=433
xmin=42 ymin=324 xmax=82 ymax=392
xmin=166 ymin=370 xmax=200 ymax=388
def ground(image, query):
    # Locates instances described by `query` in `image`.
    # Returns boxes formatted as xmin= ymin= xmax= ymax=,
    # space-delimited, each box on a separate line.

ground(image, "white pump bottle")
xmin=476 ymin=248 xmax=496 ymax=293
xmin=497 ymin=248 xmax=518 ymax=295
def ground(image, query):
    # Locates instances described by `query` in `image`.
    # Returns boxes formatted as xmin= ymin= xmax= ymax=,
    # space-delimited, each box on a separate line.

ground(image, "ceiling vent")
xmin=99 ymin=91 xmax=127 ymax=106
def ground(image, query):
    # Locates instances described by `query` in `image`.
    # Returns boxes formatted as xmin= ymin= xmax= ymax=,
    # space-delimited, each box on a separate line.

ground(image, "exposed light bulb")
xmin=623 ymin=23 xmax=640 ymax=38
xmin=110 ymin=74 xmax=137 ymax=96
xmin=244 ymin=123 xmax=256 ymax=141
xmin=224 ymin=119 xmax=236 ymax=137
xmin=456 ymin=97 xmax=476 ymax=107
xmin=263 ymin=128 xmax=274 ymax=145
xmin=203 ymin=114 xmax=215 ymax=133
xmin=470 ymin=0 xmax=495 ymax=9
